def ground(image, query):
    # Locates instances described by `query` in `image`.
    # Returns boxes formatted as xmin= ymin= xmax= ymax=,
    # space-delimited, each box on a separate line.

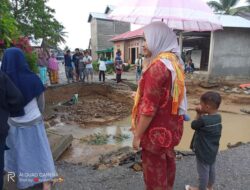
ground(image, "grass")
xmin=80 ymin=133 xmax=130 ymax=145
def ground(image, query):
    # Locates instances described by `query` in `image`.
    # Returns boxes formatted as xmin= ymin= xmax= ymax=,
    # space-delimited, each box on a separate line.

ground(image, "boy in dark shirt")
xmin=186 ymin=91 xmax=222 ymax=190
xmin=72 ymin=48 xmax=80 ymax=81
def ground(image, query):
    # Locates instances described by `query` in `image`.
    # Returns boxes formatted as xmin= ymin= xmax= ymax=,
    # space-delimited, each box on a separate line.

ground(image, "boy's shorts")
xmin=86 ymin=68 xmax=93 ymax=75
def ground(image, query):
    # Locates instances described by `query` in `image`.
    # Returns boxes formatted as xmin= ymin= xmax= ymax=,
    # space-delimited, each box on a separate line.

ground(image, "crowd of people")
xmin=0 ymin=21 xmax=223 ymax=190
xmin=37 ymin=48 xmax=94 ymax=86
xmin=36 ymin=47 xmax=139 ymax=86
xmin=64 ymin=49 xmax=93 ymax=83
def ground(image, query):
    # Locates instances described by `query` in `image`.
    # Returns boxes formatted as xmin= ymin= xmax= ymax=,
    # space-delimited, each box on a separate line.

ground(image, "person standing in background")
xmin=98 ymin=56 xmax=106 ymax=82
xmin=72 ymin=48 xmax=80 ymax=82
xmin=115 ymin=50 xmax=123 ymax=83
xmin=48 ymin=53 xmax=59 ymax=85
xmin=135 ymin=53 xmax=143 ymax=82
xmin=83 ymin=50 xmax=93 ymax=83
xmin=64 ymin=50 xmax=74 ymax=83
xmin=78 ymin=52 xmax=86 ymax=82
xmin=37 ymin=51 xmax=48 ymax=86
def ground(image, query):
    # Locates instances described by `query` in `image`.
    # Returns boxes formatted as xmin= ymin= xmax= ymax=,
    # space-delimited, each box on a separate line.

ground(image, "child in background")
xmin=115 ymin=50 xmax=123 ymax=83
xmin=98 ymin=56 xmax=106 ymax=82
xmin=186 ymin=91 xmax=222 ymax=190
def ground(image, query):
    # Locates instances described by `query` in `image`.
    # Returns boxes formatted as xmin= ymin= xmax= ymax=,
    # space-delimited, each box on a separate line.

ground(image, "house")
xmin=110 ymin=15 xmax=250 ymax=80
xmin=88 ymin=5 xmax=130 ymax=60
xmin=110 ymin=28 xmax=144 ymax=64
xmin=183 ymin=15 xmax=250 ymax=80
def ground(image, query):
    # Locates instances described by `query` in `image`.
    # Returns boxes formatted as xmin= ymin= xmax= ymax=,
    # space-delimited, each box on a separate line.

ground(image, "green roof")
xmin=96 ymin=47 xmax=113 ymax=53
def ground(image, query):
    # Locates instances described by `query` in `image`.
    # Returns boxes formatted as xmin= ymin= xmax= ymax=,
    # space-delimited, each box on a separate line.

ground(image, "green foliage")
xmin=25 ymin=51 xmax=39 ymax=73
xmin=80 ymin=133 xmax=130 ymax=145
xmin=106 ymin=64 xmax=115 ymax=74
xmin=114 ymin=134 xmax=130 ymax=143
xmin=123 ymin=64 xmax=130 ymax=72
xmin=207 ymin=0 xmax=249 ymax=15
xmin=93 ymin=60 xmax=115 ymax=74
xmin=92 ymin=60 xmax=99 ymax=72
xmin=80 ymin=133 xmax=110 ymax=145
xmin=0 ymin=0 xmax=20 ymax=46
xmin=9 ymin=0 xmax=66 ymax=47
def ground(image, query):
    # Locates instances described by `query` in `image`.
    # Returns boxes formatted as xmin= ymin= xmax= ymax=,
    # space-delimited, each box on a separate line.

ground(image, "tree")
xmin=208 ymin=0 xmax=250 ymax=15
xmin=64 ymin=46 xmax=70 ymax=52
xmin=9 ymin=0 xmax=66 ymax=48
xmin=0 ymin=0 xmax=19 ymax=47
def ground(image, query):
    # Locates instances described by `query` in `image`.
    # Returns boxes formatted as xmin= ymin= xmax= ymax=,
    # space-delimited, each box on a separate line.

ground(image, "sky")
xmin=47 ymin=0 xmax=248 ymax=50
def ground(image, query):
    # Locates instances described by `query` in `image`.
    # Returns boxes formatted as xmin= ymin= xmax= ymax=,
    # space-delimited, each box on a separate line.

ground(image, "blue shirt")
xmin=64 ymin=54 xmax=73 ymax=68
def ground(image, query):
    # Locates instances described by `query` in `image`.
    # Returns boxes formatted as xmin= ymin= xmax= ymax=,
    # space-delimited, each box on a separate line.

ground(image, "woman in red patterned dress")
xmin=131 ymin=22 xmax=187 ymax=190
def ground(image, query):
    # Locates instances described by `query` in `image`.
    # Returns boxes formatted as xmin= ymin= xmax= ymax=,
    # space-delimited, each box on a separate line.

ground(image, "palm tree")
xmin=207 ymin=0 xmax=241 ymax=15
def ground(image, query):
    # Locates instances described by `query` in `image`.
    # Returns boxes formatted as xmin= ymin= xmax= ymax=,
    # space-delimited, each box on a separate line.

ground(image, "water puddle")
xmin=49 ymin=111 xmax=250 ymax=151
xmin=178 ymin=111 xmax=250 ymax=150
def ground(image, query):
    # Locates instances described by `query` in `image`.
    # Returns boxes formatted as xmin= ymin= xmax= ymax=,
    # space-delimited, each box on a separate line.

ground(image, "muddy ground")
xmin=44 ymin=82 xmax=134 ymax=128
xmin=18 ymin=79 xmax=250 ymax=190
xmin=44 ymin=80 xmax=250 ymax=129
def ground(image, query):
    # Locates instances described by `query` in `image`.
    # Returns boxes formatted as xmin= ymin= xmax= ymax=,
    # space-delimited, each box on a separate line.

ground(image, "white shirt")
xmin=83 ymin=56 xmax=93 ymax=69
xmin=10 ymin=98 xmax=41 ymax=123
xmin=99 ymin=60 xmax=106 ymax=71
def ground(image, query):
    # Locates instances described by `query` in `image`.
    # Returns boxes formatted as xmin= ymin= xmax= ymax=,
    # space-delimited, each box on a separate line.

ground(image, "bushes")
xmin=106 ymin=64 xmax=115 ymax=74
xmin=123 ymin=63 xmax=130 ymax=72
xmin=92 ymin=60 xmax=115 ymax=74
xmin=25 ymin=51 xmax=38 ymax=73
xmin=13 ymin=37 xmax=38 ymax=73
xmin=92 ymin=60 xmax=99 ymax=71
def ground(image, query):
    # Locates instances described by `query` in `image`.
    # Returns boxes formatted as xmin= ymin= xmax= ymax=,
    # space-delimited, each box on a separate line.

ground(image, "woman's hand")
xmin=132 ymin=135 xmax=141 ymax=151
xmin=130 ymin=91 xmax=136 ymax=99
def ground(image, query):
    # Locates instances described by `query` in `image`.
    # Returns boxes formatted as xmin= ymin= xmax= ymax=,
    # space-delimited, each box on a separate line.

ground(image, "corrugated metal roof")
xmin=218 ymin=15 xmax=250 ymax=28
xmin=237 ymin=12 xmax=250 ymax=21
xmin=105 ymin=5 xmax=115 ymax=14
xmin=88 ymin=12 xmax=109 ymax=23
xmin=110 ymin=28 xmax=144 ymax=42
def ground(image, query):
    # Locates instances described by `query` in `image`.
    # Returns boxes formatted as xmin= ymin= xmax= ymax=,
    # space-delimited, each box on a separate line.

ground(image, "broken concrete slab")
xmin=47 ymin=132 xmax=73 ymax=161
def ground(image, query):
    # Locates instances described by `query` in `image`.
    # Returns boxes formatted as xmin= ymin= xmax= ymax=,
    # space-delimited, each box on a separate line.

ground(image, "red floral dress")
xmin=137 ymin=60 xmax=184 ymax=190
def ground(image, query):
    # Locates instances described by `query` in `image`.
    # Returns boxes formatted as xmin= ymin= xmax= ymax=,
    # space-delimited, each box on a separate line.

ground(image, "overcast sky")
xmin=47 ymin=0 xmax=247 ymax=50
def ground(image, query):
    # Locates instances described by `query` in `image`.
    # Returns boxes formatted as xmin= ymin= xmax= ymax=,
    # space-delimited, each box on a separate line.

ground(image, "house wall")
xmin=123 ymin=38 xmax=144 ymax=64
xmin=90 ymin=19 xmax=98 ymax=60
xmin=90 ymin=19 xmax=130 ymax=60
xmin=210 ymin=28 xmax=250 ymax=80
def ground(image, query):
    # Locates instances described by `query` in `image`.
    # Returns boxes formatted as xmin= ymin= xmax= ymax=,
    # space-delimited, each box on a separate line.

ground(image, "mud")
xmin=44 ymin=81 xmax=250 ymax=165
xmin=44 ymin=83 xmax=133 ymax=127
